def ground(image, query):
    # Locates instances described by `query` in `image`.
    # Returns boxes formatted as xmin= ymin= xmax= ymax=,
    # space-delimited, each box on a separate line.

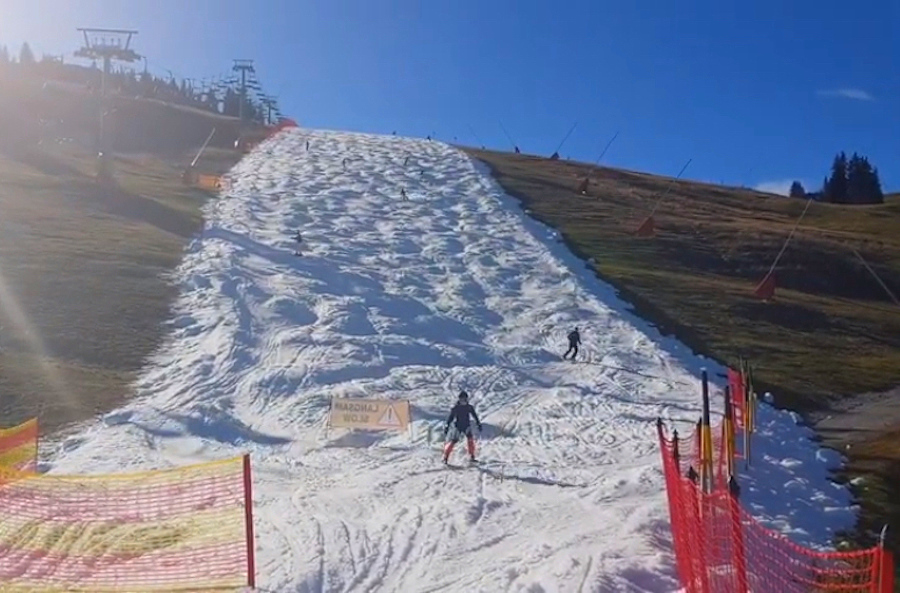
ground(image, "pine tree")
xmin=223 ymin=87 xmax=239 ymax=117
xmin=824 ymin=152 xmax=849 ymax=203
xmin=848 ymin=155 xmax=884 ymax=204
xmin=206 ymin=88 xmax=220 ymax=113
xmin=0 ymin=45 xmax=9 ymax=64
xmin=847 ymin=153 xmax=868 ymax=204
xmin=869 ymin=166 xmax=885 ymax=204
xmin=19 ymin=42 xmax=35 ymax=65
xmin=789 ymin=181 xmax=806 ymax=198
xmin=823 ymin=152 xmax=884 ymax=204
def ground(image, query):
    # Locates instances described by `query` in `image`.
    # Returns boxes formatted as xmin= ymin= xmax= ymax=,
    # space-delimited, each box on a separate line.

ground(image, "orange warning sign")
xmin=329 ymin=398 xmax=411 ymax=431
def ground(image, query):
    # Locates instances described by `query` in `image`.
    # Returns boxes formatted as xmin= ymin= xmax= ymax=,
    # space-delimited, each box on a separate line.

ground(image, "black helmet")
xmin=458 ymin=390 xmax=469 ymax=401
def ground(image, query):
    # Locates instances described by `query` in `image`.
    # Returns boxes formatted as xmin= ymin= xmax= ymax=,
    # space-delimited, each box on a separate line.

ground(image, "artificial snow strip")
xmin=44 ymin=129 xmax=856 ymax=593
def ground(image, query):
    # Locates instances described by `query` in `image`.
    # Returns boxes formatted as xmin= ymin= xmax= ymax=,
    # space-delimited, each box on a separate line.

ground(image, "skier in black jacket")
xmin=442 ymin=391 xmax=482 ymax=464
xmin=563 ymin=326 xmax=581 ymax=361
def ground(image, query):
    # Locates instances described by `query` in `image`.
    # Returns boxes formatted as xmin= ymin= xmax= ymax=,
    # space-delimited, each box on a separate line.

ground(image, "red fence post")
xmin=878 ymin=550 xmax=893 ymax=593
xmin=723 ymin=386 xmax=735 ymax=481
xmin=685 ymin=468 xmax=710 ymax=593
xmin=243 ymin=454 xmax=256 ymax=589
xmin=34 ymin=419 xmax=40 ymax=472
xmin=728 ymin=476 xmax=749 ymax=592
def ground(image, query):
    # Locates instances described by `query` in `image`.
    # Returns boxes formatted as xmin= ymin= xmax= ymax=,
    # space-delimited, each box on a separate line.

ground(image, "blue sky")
xmin=1 ymin=0 xmax=897 ymax=193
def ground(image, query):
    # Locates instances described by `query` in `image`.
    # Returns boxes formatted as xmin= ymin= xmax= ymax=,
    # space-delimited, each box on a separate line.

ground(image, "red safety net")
xmin=0 ymin=419 xmax=38 ymax=473
xmin=0 ymin=454 xmax=255 ymax=592
xmin=658 ymin=420 xmax=894 ymax=593
xmin=276 ymin=117 xmax=299 ymax=130
xmin=727 ymin=369 xmax=746 ymax=432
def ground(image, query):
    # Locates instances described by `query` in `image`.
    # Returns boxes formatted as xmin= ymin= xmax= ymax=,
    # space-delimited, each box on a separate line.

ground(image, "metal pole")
xmin=239 ymin=67 xmax=246 ymax=122
xmin=593 ymin=131 xmax=619 ymax=166
xmin=498 ymin=121 xmax=517 ymax=150
xmin=876 ymin=524 xmax=888 ymax=593
xmin=648 ymin=158 xmax=693 ymax=218
xmin=191 ymin=127 xmax=217 ymax=168
xmin=552 ymin=121 xmax=578 ymax=156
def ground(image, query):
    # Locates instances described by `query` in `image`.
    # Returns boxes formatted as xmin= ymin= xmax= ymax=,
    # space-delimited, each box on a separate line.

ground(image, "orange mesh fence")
xmin=658 ymin=421 xmax=893 ymax=593
xmin=0 ymin=455 xmax=255 ymax=592
xmin=195 ymin=173 xmax=222 ymax=192
xmin=0 ymin=419 xmax=38 ymax=472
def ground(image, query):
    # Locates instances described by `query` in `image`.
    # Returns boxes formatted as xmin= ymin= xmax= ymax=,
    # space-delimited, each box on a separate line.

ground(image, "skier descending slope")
xmin=563 ymin=326 xmax=581 ymax=361
xmin=442 ymin=391 xmax=482 ymax=464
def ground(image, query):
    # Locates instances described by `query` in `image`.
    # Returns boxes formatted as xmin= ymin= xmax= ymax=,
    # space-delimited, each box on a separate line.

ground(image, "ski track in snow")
xmin=45 ymin=129 xmax=856 ymax=592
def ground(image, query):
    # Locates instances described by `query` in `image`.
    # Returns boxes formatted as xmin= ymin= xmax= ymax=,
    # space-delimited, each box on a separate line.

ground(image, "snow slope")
xmin=46 ymin=129 xmax=856 ymax=592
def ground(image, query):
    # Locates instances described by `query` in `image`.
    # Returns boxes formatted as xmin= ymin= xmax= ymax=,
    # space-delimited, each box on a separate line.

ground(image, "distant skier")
xmin=293 ymin=231 xmax=303 ymax=256
xmin=563 ymin=326 xmax=581 ymax=361
xmin=400 ymin=188 xmax=408 ymax=201
xmin=442 ymin=391 xmax=482 ymax=464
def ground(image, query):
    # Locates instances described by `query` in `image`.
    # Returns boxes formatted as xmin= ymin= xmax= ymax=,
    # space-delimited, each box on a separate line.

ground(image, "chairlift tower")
xmin=259 ymin=95 xmax=277 ymax=126
xmin=232 ymin=59 xmax=255 ymax=122
xmin=74 ymin=28 xmax=140 ymax=179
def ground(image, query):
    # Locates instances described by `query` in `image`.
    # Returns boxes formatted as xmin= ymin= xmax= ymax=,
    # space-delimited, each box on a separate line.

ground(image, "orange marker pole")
xmin=243 ymin=454 xmax=256 ymax=588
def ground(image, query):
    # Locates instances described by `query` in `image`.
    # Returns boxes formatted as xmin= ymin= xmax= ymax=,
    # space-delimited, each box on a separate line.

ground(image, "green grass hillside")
xmin=468 ymin=150 xmax=900 ymax=406
xmin=0 ymin=64 xmax=253 ymax=434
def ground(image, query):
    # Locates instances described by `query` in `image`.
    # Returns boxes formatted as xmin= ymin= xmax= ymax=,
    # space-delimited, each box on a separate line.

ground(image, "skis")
xmin=444 ymin=462 xmax=478 ymax=470
xmin=443 ymin=458 xmax=479 ymax=469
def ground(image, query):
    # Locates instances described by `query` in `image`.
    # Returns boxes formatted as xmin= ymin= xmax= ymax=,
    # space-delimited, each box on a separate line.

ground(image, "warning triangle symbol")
xmin=379 ymin=405 xmax=401 ymax=427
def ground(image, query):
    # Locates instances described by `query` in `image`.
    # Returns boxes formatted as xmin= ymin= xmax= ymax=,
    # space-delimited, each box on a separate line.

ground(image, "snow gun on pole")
xmin=577 ymin=131 xmax=619 ymax=194
xmin=549 ymin=121 xmax=577 ymax=160
xmin=593 ymin=131 xmax=619 ymax=167
xmin=468 ymin=125 xmax=485 ymax=149
xmin=498 ymin=121 xmax=520 ymax=154
xmin=649 ymin=158 xmax=692 ymax=219
xmin=634 ymin=157 xmax=692 ymax=237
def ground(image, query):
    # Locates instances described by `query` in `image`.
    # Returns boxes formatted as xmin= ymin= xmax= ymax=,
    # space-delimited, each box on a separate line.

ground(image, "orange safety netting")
xmin=658 ymin=417 xmax=893 ymax=593
xmin=0 ymin=419 xmax=38 ymax=473
xmin=0 ymin=455 xmax=255 ymax=592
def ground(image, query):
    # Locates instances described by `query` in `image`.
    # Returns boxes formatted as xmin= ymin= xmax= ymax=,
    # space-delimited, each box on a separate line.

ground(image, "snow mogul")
xmin=442 ymin=390 xmax=482 ymax=464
